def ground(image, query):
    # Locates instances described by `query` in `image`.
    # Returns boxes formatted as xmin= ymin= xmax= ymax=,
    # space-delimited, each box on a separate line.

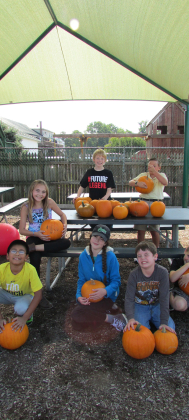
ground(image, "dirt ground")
xmin=1 ymin=211 xmax=189 ymax=420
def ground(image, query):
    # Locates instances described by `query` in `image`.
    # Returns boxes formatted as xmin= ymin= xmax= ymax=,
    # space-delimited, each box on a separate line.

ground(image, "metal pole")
xmin=182 ymin=104 xmax=189 ymax=207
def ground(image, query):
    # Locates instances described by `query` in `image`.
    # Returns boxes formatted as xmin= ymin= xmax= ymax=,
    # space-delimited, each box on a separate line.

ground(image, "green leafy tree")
xmin=138 ymin=120 xmax=148 ymax=133
xmin=0 ymin=122 xmax=22 ymax=149
xmin=105 ymin=137 xmax=146 ymax=157
xmin=86 ymin=121 xmax=128 ymax=148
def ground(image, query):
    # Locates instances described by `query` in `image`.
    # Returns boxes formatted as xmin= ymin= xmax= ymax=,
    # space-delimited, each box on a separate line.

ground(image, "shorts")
xmin=170 ymin=287 xmax=189 ymax=309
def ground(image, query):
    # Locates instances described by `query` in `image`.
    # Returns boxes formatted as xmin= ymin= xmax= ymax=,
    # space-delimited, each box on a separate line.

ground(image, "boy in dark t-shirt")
xmin=73 ymin=149 xmax=115 ymax=202
xmin=169 ymin=247 xmax=189 ymax=311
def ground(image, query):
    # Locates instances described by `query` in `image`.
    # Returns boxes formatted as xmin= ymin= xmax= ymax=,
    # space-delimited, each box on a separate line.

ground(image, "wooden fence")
xmin=0 ymin=147 xmax=187 ymax=206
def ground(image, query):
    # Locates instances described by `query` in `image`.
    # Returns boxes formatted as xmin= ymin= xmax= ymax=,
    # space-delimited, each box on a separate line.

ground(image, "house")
xmin=0 ymin=117 xmax=41 ymax=153
xmin=33 ymin=125 xmax=65 ymax=155
xmin=145 ymin=102 xmax=185 ymax=158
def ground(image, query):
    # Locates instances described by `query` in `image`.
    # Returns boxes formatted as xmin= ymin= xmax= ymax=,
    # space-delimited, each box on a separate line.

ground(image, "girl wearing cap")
xmin=71 ymin=224 xmax=127 ymax=331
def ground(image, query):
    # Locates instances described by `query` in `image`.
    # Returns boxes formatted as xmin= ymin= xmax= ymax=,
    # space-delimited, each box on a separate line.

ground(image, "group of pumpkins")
xmin=82 ymin=279 xmax=178 ymax=359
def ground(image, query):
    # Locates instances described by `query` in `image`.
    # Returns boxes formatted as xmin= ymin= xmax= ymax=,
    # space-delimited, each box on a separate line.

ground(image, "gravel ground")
xmin=0 ymin=211 xmax=189 ymax=420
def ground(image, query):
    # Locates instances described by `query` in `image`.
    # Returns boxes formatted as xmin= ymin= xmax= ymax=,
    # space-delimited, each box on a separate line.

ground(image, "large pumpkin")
xmin=122 ymin=323 xmax=155 ymax=359
xmin=81 ymin=279 xmax=105 ymax=302
xmin=150 ymin=201 xmax=166 ymax=217
xmin=129 ymin=200 xmax=149 ymax=217
xmin=179 ymin=268 xmax=189 ymax=295
xmin=96 ymin=200 xmax=112 ymax=218
xmin=135 ymin=175 xmax=154 ymax=194
xmin=113 ymin=204 xmax=128 ymax=220
xmin=0 ymin=321 xmax=29 ymax=350
xmin=154 ymin=327 xmax=178 ymax=355
xmin=40 ymin=219 xmax=64 ymax=240
xmin=77 ymin=201 xmax=95 ymax=218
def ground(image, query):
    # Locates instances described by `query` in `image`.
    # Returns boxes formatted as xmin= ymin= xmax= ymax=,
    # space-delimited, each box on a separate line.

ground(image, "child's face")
xmin=136 ymin=248 xmax=157 ymax=270
xmin=32 ymin=183 xmax=47 ymax=202
xmin=93 ymin=154 xmax=106 ymax=168
xmin=90 ymin=235 xmax=106 ymax=254
xmin=148 ymin=160 xmax=160 ymax=173
xmin=7 ymin=244 xmax=28 ymax=265
xmin=184 ymin=250 xmax=189 ymax=264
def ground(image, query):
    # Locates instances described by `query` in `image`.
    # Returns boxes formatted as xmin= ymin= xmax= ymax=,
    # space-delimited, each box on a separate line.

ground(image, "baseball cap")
xmin=91 ymin=225 xmax=110 ymax=242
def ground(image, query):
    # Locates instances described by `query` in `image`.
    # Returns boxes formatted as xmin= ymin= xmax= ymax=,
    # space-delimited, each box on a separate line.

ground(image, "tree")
xmin=86 ymin=121 xmax=129 ymax=148
xmin=0 ymin=122 xmax=22 ymax=149
xmin=138 ymin=120 xmax=148 ymax=133
xmin=104 ymin=137 xmax=146 ymax=156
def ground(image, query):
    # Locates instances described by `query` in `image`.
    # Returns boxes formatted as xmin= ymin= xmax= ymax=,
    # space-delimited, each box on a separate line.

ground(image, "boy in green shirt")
xmin=0 ymin=239 xmax=42 ymax=332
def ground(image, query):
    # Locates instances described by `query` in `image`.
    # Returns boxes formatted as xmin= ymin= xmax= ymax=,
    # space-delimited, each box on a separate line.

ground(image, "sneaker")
xmin=28 ymin=243 xmax=36 ymax=253
xmin=111 ymin=314 xmax=128 ymax=331
xmin=39 ymin=295 xmax=53 ymax=309
xmin=26 ymin=314 xmax=33 ymax=326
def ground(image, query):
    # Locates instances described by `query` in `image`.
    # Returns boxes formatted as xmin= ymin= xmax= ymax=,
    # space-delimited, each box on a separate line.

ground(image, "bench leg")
xmin=45 ymin=256 xmax=72 ymax=291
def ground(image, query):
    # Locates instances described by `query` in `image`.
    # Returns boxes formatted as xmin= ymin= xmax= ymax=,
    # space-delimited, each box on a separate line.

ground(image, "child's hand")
xmin=123 ymin=318 xmax=138 ymax=332
xmin=0 ymin=318 xmax=6 ymax=333
xmin=11 ymin=316 xmax=26 ymax=332
xmin=137 ymin=181 xmax=148 ymax=189
xmin=78 ymin=296 xmax=90 ymax=305
xmin=61 ymin=224 xmax=67 ymax=237
xmin=159 ymin=324 xmax=176 ymax=334
xmin=89 ymin=288 xmax=107 ymax=301
xmin=36 ymin=231 xmax=51 ymax=241
xmin=178 ymin=273 xmax=189 ymax=287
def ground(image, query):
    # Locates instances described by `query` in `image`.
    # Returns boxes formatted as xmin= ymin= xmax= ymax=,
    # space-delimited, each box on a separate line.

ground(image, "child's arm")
xmin=159 ymin=324 xmax=176 ymax=334
xmin=129 ymin=176 xmax=148 ymax=189
xmin=73 ymin=186 xmax=84 ymax=204
xmin=48 ymin=198 xmax=67 ymax=235
xmin=123 ymin=318 xmax=139 ymax=332
xmin=100 ymin=187 xmax=112 ymax=200
xmin=11 ymin=289 xmax=42 ymax=332
xmin=148 ymin=164 xmax=168 ymax=186
xmin=170 ymin=262 xmax=189 ymax=283
xmin=0 ymin=312 xmax=6 ymax=333
xmin=19 ymin=204 xmax=51 ymax=241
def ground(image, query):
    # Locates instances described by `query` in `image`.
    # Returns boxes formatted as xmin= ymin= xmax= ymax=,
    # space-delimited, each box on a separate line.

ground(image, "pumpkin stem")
xmin=161 ymin=327 xmax=167 ymax=333
xmin=135 ymin=323 xmax=142 ymax=331
xmin=90 ymin=279 xmax=96 ymax=284
xmin=82 ymin=201 xmax=85 ymax=207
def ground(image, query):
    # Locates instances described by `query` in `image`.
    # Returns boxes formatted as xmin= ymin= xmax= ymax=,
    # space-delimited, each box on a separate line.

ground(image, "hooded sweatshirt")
xmin=76 ymin=246 xmax=121 ymax=302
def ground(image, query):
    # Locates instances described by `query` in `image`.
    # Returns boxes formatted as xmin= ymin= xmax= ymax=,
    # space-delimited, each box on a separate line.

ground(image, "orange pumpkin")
xmin=77 ymin=201 xmax=95 ymax=218
xmin=0 ymin=321 xmax=29 ymax=350
xmin=40 ymin=219 xmax=64 ymax=240
xmin=123 ymin=199 xmax=132 ymax=213
xmin=96 ymin=200 xmax=112 ymax=218
xmin=122 ymin=323 xmax=155 ymax=359
xmin=83 ymin=197 xmax=92 ymax=203
xmin=150 ymin=201 xmax=166 ymax=217
xmin=154 ymin=327 xmax=178 ymax=355
xmin=129 ymin=199 xmax=149 ymax=217
xmin=178 ymin=268 xmax=189 ymax=295
xmin=75 ymin=199 xmax=89 ymax=211
xmin=90 ymin=199 xmax=99 ymax=213
xmin=110 ymin=200 xmax=120 ymax=209
xmin=113 ymin=204 xmax=128 ymax=219
xmin=81 ymin=279 xmax=105 ymax=302
xmin=74 ymin=197 xmax=83 ymax=208
xmin=135 ymin=175 xmax=154 ymax=194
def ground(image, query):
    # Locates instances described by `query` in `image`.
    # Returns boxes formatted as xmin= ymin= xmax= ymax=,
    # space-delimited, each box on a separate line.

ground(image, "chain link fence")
xmin=0 ymin=146 xmax=186 ymax=206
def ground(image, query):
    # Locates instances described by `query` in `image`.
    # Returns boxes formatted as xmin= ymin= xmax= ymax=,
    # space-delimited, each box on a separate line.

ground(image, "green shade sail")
xmin=1 ymin=0 xmax=189 ymax=105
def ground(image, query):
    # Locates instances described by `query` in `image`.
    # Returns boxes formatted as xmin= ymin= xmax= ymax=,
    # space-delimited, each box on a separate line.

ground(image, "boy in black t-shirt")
xmin=169 ymin=247 xmax=189 ymax=311
xmin=73 ymin=149 xmax=115 ymax=202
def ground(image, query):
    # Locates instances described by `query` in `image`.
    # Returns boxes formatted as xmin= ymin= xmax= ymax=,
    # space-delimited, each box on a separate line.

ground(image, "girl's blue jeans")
xmin=134 ymin=302 xmax=175 ymax=330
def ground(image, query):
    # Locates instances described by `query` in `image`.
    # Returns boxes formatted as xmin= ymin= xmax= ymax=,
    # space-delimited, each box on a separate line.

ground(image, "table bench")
xmin=0 ymin=198 xmax=28 ymax=222
xmin=43 ymin=246 xmax=185 ymax=291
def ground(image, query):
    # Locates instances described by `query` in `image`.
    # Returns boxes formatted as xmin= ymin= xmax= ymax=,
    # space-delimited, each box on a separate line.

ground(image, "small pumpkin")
xmin=77 ymin=201 xmax=95 ymax=218
xmin=135 ymin=175 xmax=154 ymax=194
xmin=154 ymin=327 xmax=178 ymax=355
xmin=81 ymin=279 xmax=105 ymax=302
xmin=96 ymin=200 xmax=112 ymax=218
xmin=123 ymin=199 xmax=132 ymax=213
xmin=150 ymin=201 xmax=166 ymax=217
xmin=129 ymin=199 xmax=149 ymax=217
xmin=75 ymin=199 xmax=89 ymax=211
xmin=40 ymin=219 xmax=64 ymax=240
xmin=110 ymin=200 xmax=121 ymax=209
xmin=122 ymin=323 xmax=155 ymax=359
xmin=178 ymin=268 xmax=189 ymax=295
xmin=90 ymin=199 xmax=99 ymax=213
xmin=83 ymin=197 xmax=92 ymax=204
xmin=0 ymin=321 xmax=29 ymax=350
xmin=113 ymin=204 xmax=128 ymax=220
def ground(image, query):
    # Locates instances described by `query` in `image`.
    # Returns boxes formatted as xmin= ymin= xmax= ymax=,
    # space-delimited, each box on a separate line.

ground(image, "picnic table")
xmin=0 ymin=187 xmax=15 ymax=206
xmin=67 ymin=191 xmax=170 ymax=202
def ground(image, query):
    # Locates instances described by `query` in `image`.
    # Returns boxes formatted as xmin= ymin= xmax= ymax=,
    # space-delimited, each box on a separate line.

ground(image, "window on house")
xmin=177 ymin=125 xmax=184 ymax=134
xmin=157 ymin=125 xmax=167 ymax=134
